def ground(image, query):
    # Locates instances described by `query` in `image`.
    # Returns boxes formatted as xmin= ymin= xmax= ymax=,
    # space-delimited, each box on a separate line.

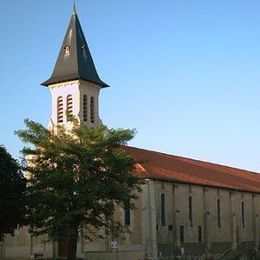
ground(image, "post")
xmin=30 ymin=234 xmax=34 ymax=258
xmin=142 ymin=179 xmax=157 ymax=259
xmin=172 ymin=183 xmax=176 ymax=257
xmin=203 ymin=187 xmax=208 ymax=255
xmin=175 ymin=210 xmax=180 ymax=250
xmin=43 ymin=236 xmax=47 ymax=260
xmin=230 ymin=191 xmax=237 ymax=250
xmin=232 ymin=213 xmax=237 ymax=250
xmin=80 ymin=228 xmax=85 ymax=258
xmin=173 ymin=183 xmax=180 ymax=255
xmin=255 ymin=214 xmax=259 ymax=249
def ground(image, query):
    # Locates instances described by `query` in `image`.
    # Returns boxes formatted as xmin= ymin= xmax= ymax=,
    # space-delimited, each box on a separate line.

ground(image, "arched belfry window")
xmin=188 ymin=196 xmax=193 ymax=226
xmin=83 ymin=95 xmax=88 ymax=122
xmin=90 ymin=96 xmax=95 ymax=123
xmin=57 ymin=96 xmax=63 ymax=123
xmin=66 ymin=95 xmax=73 ymax=121
xmin=217 ymin=198 xmax=221 ymax=228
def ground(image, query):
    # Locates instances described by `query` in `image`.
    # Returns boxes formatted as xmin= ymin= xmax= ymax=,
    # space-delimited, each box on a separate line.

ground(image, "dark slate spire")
xmin=42 ymin=9 xmax=109 ymax=88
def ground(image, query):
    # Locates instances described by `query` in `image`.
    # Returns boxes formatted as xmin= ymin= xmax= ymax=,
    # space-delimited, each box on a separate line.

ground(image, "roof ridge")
xmin=125 ymin=145 xmax=260 ymax=193
xmin=125 ymin=145 xmax=260 ymax=176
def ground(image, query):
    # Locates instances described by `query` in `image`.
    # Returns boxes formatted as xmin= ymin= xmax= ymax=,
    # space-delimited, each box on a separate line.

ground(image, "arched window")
xmin=57 ymin=96 xmax=63 ymax=123
xmin=161 ymin=193 xmax=166 ymax=226
xmin=66 ymin=95 xmax=73 ymax=121
xmin=198 ymin=225 xmax=202 ymax=242
xmin=241 ymin=201 xmax=245 ymax=228
xmin=124 ymin=200 xmax=130 ymax=226
xmin=217 ymin=199 xmax=221 ymax=228
xmin=188 ymin=196 xmax=193 ymax=226
xmin=90 ymin=96 xmax=95 ymax=123
xmin=180 ymin=225 xmax=184 ymax=243
xmin=83 ymin=95 xmax=87 ymax=122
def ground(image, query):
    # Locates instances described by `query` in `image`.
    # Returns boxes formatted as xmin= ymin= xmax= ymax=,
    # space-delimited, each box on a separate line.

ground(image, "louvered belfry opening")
xmin=90 ymin=96 xmax=95 ymax=123
xmin=83 ymin=94 xmax=88 ymax=122
xmin=66 ymin=95 xmax=73 ymax=121
xmin=57 ymin=96 xmax=64 ymax=123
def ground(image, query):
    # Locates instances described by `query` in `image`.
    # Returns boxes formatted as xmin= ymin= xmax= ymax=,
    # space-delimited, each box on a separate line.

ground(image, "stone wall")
xmin=154 ymin=181 xmax=260 ymax=257
xmin=3 ymin=181 xmax=260 ymax=259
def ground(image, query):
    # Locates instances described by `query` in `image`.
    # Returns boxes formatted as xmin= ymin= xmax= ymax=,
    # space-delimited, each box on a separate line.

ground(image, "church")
xmin=3 ymin=6 xmax=260 ymax=260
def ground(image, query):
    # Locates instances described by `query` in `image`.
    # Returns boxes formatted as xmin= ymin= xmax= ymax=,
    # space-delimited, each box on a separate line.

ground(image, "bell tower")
xmin=42 ymin=6 xmax=109 ymax=129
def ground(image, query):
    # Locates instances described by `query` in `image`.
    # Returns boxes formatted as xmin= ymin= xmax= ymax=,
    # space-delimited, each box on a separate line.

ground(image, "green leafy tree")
xmin=0 ymin=145 xmax=26 ymax=242
xmin=16 ymin=120 xmax=141 ymax=260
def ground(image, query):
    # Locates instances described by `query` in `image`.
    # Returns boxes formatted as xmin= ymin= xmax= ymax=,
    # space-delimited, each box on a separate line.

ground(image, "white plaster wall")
xmin=48 ymin=80 xmax=80 ymax=129
xmin=48 ymin=79 xmax=102 ymax=130
xmin=78 ymin=80 xmax=102 ymax=127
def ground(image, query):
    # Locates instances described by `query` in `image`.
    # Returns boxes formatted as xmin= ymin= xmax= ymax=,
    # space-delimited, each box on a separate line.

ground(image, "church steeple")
xmin=42 ymin=8 xmax=109 ymax=88
xmin=44 ymin=8 xmax=108 ymax=129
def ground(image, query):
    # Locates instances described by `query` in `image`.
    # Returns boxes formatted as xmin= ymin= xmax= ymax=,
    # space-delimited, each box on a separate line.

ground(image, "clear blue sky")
xmin=1 ymin=0 xmax=260 ymax=172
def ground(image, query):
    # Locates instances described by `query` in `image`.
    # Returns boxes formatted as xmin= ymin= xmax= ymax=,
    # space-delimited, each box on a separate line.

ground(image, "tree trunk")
xmin=67 ymin=227 xmax=79 ymax=260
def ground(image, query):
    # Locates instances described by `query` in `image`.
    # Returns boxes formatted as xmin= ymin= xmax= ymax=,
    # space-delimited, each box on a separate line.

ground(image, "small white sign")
xmin=111 ymin=241 xmax=118 ymax=249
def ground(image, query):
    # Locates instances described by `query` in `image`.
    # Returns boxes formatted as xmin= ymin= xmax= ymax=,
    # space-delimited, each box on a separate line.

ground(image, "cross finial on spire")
xmin=73 ymin=0 xmax=76 ymax=14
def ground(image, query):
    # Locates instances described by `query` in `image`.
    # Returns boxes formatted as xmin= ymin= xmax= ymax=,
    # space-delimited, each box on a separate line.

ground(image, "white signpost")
xmin=111 ymin=241 xmax=118 ymax=250
xmin=111 ymin=241 xmax=119 ymax=260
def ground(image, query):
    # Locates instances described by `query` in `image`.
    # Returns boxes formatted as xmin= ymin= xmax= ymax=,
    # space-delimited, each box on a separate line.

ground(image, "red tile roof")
xmin=123 ymin=146 xmax=260 ymax=193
